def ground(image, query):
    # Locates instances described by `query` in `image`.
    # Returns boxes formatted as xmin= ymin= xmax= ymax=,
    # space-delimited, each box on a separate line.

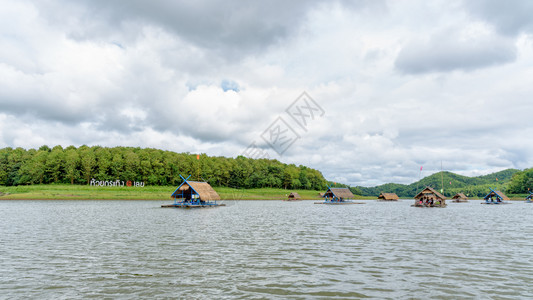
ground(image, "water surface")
xmin=1 ymin=200 xmax=532 ymax=299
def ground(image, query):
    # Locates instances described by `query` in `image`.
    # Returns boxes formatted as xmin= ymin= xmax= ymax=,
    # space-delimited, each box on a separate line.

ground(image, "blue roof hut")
xmin=482 ymin=188 xmax=510 ymax=204
xmin=162 ymin=175 xmax=223 ymax=208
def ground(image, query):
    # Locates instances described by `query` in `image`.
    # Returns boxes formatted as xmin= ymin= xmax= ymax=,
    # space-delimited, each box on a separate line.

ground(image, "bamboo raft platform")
xmin=314 ymin=201 xmax=365 ymax=205
xmin=162 ymin=203 xmax=226 ymax=208
xmin=411 ymin=204 xmax=447 ymax=208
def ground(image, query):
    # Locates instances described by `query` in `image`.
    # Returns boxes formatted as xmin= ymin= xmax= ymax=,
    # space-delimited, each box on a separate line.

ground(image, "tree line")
xmin=0 ymin=145 xmax=327 ymax=190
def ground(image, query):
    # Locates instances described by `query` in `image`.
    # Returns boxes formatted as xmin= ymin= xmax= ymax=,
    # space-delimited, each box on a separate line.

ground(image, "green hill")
xmin=0 ymin=145 xmax=327 ymax=190
xmin=357 ymin=169 xmax=520 ymax=198
xmin=506 ymin=167 xmax=533 ymax=194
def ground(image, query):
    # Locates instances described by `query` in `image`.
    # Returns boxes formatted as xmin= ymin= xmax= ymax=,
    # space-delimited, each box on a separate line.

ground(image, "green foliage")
xmin=357 ymin=169 xmax=520 ymax=198
xmin=507 ymin=168 xmax=533 ymax=194
xmin=0 ymin=146 xmax=327 ymax=190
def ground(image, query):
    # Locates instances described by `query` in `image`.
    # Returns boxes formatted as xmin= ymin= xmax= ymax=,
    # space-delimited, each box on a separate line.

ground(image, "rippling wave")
xmin=1 ymin=200 xmax=532 ymax=299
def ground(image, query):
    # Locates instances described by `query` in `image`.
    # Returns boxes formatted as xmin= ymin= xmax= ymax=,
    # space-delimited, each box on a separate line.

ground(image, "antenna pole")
xmin=441 ymin=161 xmax=444 ymax=194
xmin=416 ymin=166 xmax=422 ymax=195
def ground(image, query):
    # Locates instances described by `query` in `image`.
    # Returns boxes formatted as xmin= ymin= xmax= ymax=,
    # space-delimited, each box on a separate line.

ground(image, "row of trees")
xmin=0 ymin=145 xmax=327 ymax=190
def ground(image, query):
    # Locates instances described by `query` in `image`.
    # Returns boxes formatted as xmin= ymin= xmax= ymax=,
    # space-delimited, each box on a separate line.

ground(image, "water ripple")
xmin=0 ymin=200 xmax=532 ymax=299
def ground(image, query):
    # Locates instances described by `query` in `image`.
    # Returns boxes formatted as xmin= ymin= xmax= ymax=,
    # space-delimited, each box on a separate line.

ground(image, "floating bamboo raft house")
xmin=377 ymin=192 xmax=399 ymax=201
xmin=315 ymin=187 xmax=364 ymax=204
xmin=482 ymin=188 xmax=510 ymax=204
xmin=162 ymin=175 xmax=224 ymax=208
xmin=284 ymin=192 xmax=302 ymax=201
xmin=452 ymin=193 xmax=468 ymax=203
xmin=412 ymin=186 xmax=447 ymax=207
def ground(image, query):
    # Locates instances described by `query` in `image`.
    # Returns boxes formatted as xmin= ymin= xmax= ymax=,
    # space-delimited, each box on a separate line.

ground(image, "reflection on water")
xmin=1 ymin=200 xmax=532 ymax=299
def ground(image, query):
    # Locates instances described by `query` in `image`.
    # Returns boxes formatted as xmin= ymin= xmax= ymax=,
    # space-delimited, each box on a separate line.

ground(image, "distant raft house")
xmin=482 ymin=188 xmax=510 ymax=204
xmin=315 ymin=187 xmax=363 ymax=205
xmin=285 ymin=192 xmax=302 ymax=201
xmin=377 ymin=192 xmax=399 ymax=201
xmin=452 ymin=193 xmax=468 ymax=203
xmin=162 ymin=175 xmax=224 ymax=208
xmin=413 ymin=186 xmax=447 ymax=207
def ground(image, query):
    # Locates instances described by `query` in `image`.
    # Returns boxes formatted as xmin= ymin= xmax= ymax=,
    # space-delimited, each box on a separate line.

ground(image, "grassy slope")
xmin=0 ymin=184 xmax=361 ymax=200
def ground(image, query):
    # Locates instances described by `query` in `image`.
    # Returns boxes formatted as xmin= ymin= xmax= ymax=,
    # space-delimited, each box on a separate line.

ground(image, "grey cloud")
xmin=0 ymin=96 xmax=89 ymax=126
xmin=395 ymin=29 xmax=516 ymax=74
xmin=464 ymin=0 xmax=533 ymax=36
xmin=36 ymin=0 xmax=382 ymax=59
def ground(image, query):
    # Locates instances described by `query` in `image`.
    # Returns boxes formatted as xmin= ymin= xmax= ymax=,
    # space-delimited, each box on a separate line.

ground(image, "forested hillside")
xmin=0 ymin=145 xmax=327 ymax=190
xmin=506 ymin=168 xmax=533 ymax=194
xmin=357 ymin=169 xmax=520 ymax=198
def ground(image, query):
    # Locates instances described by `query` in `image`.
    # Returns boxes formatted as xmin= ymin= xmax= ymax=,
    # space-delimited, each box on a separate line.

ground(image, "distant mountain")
xmin=356 ymin=169 xmax=520 ymax=198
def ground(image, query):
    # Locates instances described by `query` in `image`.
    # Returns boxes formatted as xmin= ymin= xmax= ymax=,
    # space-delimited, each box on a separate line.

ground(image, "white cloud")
xmin=1 ymin=0 xmax=533 ymax=187
xmin=395 ymin=24 xmax=517 ymax=73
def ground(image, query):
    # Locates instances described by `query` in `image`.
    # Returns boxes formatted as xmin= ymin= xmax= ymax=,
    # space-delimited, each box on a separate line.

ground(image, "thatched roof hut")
xmin=323 ymin=187 xmax=354 ymax=201
xmin=413 ymin=186 xmax=446 ymax=207
xmin=483 ymin=189 xmax=509 ymax=201
xmin=452 ymin=193 xmax=468 ymax=200
xmin=378 ymin=192 xmax=399 ymax=201
xmin=287 ymin=192 xmax=301 ymax=200
xmin=414 ymin=186 xmax=446 ymax=201
xmin=452 ymin=193 xmax=468 ymax=202
xmin=171 ymin=179 xmax=220 ymax=202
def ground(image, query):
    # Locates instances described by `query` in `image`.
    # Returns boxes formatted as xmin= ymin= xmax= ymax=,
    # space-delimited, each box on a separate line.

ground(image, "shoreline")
xmin=0 ymin=184 xmax=337 ymax=201
xmin=0 ymin=184 xmax=525 ymax=201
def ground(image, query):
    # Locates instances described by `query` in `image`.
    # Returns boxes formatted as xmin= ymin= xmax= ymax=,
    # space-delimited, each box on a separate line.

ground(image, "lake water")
xmin=1 ymin=200 xmax=532 ymax=299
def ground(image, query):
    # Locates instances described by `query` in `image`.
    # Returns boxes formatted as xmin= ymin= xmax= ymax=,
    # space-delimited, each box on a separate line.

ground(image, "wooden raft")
xmin=314 ymin=201 xmax=365 ymax=205
xmin=161 ymin=203 xmax=226 ymax=208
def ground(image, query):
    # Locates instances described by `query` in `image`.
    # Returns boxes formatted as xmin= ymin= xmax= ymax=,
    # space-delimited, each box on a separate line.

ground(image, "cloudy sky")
xmin=1 ymin=0 xmax=532 ymax=186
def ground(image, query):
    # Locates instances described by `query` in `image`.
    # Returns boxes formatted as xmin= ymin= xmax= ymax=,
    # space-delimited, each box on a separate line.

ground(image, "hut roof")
xmin=378 ymin=192 xmax=399 ymax=200
xmin=414 ymin=186 xmax=446 ymax=200
xmin=324 ymin=187 xmax=354 ymax=200
xmin=288 ymin=192 xmax=301 ymax=199
xmin=171 ymin=180 xmax=220 ymax=201
xmin=483 ymin=190 xmax=509 ymax=201
xmin=452 ymin=193 xmax=468 ymax=200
